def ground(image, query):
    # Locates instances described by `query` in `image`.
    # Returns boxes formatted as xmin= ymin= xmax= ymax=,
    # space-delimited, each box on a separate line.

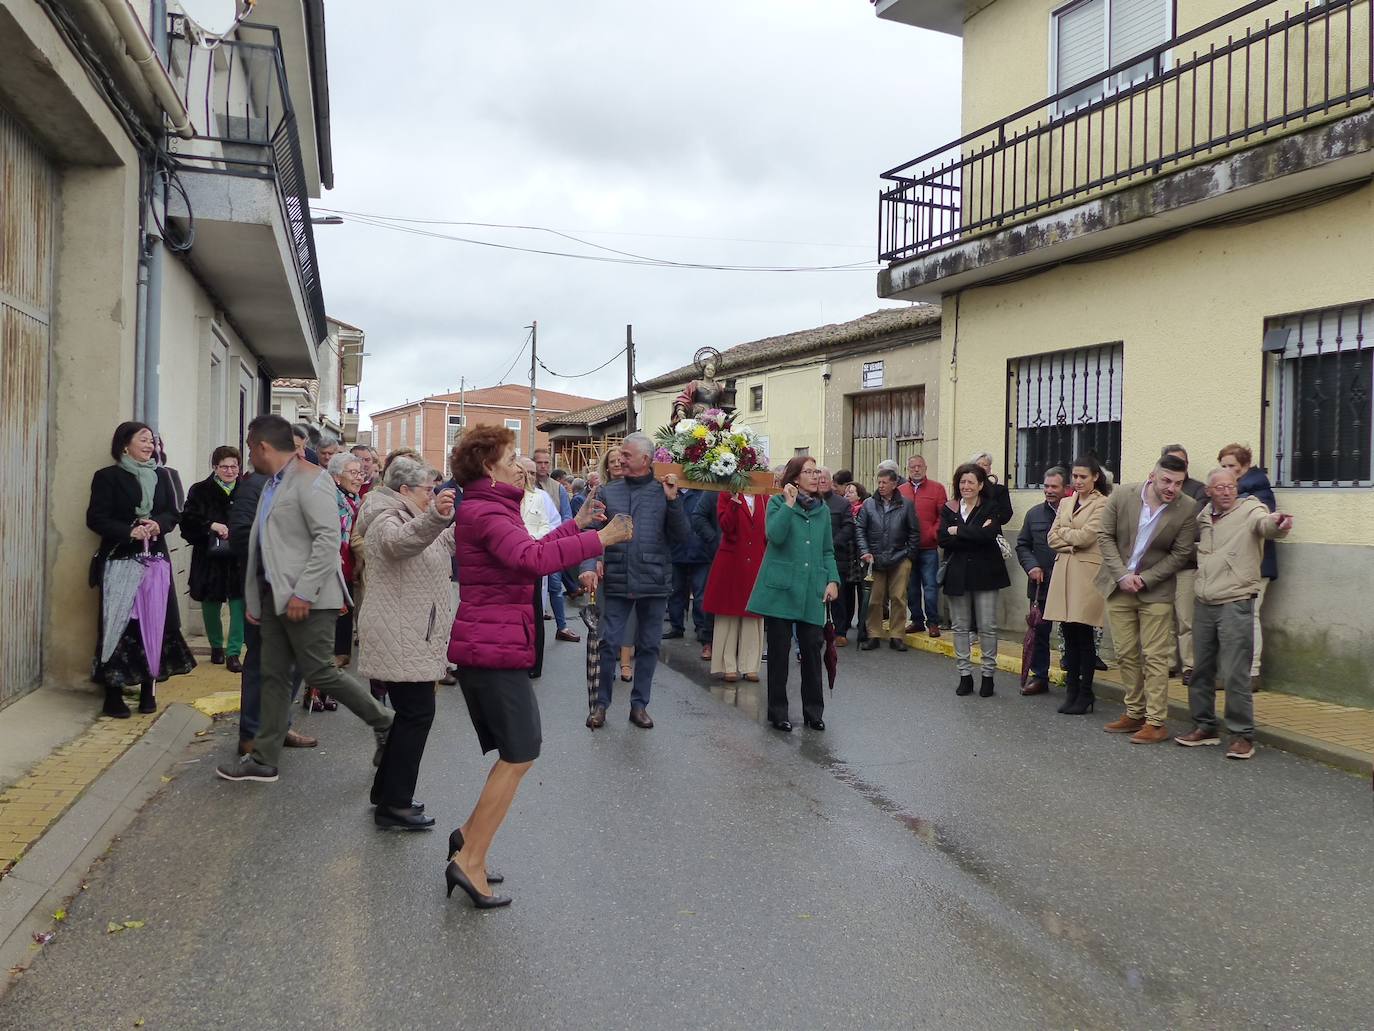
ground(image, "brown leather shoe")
xmin=1020 ymin=679 xmax=1049 ymax=696
xmin=1104 ymin=714 xmax=1147 ymax=734
xmin=904 ymin=622 xmax=918 ymax=634
xmin=1225 ymin=736 xmax=1256 ymax=760
xmin=835 ymin=636 xmax=848 ymax=648
xmin=586 ymin=705 xmax=606 ymax=730
xmin=629 ymin=707 xmax=654 ymax=729
xmin=1175 ymin=726 xmax=1220 ymax=747
xmin=1129 ymin=723 xmax=1171 ymax=744
xmin=927 ymin=625 xmax=941 ymax=639
xmin=700 ymin=645 xmax=712 ymax=661
xmin=555 ymin=628 xmax=581 ymax=643
xmin=284 ymin=729 xmax=318 ymax=748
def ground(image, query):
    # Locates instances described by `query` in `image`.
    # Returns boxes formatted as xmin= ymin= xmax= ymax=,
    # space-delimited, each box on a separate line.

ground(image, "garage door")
xmin=850 ymin=386 xmax=925 ymax=485
xmin=0 ymin=105 xmax=56 ymax=707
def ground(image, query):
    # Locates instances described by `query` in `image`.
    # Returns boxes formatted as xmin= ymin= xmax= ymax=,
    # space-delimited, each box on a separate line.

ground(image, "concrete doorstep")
xmin=0 ymin=703 xmax=210 ymax=990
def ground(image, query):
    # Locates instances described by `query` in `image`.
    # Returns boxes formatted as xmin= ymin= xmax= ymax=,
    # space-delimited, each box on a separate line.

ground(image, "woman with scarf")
xmin=86 ymin=422 xmax=196 ymax=717
xmin=180 ymin=446 xmax=245 ymax=672
xmin=747 ymin=456 xmax=840 ymax=733
xmin=330 ymin=450 xmax=365 ymax=672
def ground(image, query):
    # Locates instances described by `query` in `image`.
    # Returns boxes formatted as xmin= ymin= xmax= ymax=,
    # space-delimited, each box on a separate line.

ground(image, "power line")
xmin=536 ymin=346 xmax=628 ymax=380
xmin=327 ymin=212 xmax=880 ymax=273
xmin=488 ymin=328 xmax=532 ymax=388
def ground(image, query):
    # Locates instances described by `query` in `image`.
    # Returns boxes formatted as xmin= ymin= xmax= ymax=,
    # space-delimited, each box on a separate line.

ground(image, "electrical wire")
xmin=487 ymin=328 xmax=532 ymax=388
xmin=327 ymin=212 xmax=881 ymax=273
xmin=536 ymin=346 xmax=627 ymax=380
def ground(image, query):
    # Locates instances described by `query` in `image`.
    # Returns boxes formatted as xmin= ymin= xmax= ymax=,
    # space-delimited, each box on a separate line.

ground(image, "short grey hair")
xmin=968 ymin=450 xmax=995 ymax=465
xmin=572 ymin=477 xmax=587 ymax=494
xmin=1042 ymin=466 xmax=1068 ymax=484
xmin=383 ymin=456 xmax=434 ymax=491
xmin=327 ymin=453 xmax=361 ymax=478
xmin=1206 ymin=466 xmax=1237 ymax=485
xmin=621 ymin=431 xmax=653 ymax=457
xmin=876 ymin=459 xmax=900 ymax=474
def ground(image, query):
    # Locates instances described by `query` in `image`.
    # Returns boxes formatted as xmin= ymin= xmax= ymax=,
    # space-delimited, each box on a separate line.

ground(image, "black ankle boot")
xmin=1063 ymin=672 xmax=1096 ymax=715
xmin=979 ymin=675 xmax=995 ymax=697
xmin=956 ymin=675 xmax=974 ymax=696
xmin=1057 ymin=671 xmax=1081 ymax=714
xmin=102 ymin=685 xmax=131 ymax=718
xmin=138 ymin=681 xmax=157 ymax=715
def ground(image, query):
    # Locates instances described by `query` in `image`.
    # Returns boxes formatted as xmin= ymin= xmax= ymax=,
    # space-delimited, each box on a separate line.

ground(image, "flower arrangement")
xmin=653 ymin=409 xmax=770 ymax=491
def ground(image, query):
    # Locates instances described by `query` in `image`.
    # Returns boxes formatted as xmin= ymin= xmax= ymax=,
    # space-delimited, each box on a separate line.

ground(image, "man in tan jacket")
xmin=1175 ymin=468 xmax=1292 ymax=759
xmin=1095 ymin=454 xmax=1198 ymax=743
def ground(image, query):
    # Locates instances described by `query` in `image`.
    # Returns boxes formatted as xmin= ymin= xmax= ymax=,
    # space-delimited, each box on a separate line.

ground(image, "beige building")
xmin=273 ymin=317 xmax=366 ymax=444
xmin=873 ymin=0 xmax=1374 ymax=704
xmin=0 ymin=0 xmax=333 ymax=708
xmin=637 ymin=308 xmax=943 ymax=484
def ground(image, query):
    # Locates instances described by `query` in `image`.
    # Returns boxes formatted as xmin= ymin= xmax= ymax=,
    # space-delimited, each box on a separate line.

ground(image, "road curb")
xmin=0 ymin=703 xmax=210 ymax=991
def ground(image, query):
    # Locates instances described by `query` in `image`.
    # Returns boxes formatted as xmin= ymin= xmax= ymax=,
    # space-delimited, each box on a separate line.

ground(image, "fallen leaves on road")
xmin=105 ymin=919 xmax=146 ymax=934
xmin=53 ymin=909 xmax=66 ymax=922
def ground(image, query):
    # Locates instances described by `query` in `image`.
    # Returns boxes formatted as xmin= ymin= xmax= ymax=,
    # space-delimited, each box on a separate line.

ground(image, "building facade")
xmin=272 ymin=316 xmax=365 ymax=444
xmin=369 ymin=384 xmax=606 ymax=476
xmin=0 ymin=0 xmax=333 ymax=708
xmin=637 ymin=308 xmax=943 ymax=484
xmin=538 ymin=397 xmax=630 ymax=475
xmin=874 ymin=0 xmax=1374 ymax=705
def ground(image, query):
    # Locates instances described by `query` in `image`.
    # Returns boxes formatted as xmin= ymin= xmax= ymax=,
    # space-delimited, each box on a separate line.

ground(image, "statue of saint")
xmin=671 ymin=347 xmax=731 ymax=423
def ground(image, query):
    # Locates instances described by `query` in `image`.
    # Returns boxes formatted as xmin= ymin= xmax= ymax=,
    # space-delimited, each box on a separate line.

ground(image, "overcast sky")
xmin=309 ymin=1 xmax=961 ymax=425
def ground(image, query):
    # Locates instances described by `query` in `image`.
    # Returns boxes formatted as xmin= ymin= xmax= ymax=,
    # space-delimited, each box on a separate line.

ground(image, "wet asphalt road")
xmin=3 ymin=628 xmax=1373 ymax=1030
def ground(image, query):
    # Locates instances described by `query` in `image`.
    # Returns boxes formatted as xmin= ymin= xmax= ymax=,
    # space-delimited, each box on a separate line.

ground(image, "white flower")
xmin=674 ymin=419 xmax=697 ymax=435
xmin=737 ymin=425 xmax=756 ymax=442
xmin=705 ymin=431 xmax=718 ymax=447
xmin=709 ymin=452 xmax=739 ymax=477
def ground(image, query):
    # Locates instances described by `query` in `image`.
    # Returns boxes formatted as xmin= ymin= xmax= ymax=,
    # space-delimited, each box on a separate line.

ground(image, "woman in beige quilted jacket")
xmin=356 ymin=457 xmax=457 ymax=830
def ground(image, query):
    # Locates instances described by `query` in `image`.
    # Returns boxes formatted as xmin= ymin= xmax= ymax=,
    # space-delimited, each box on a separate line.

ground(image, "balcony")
xmin=164 ymin=21 xmax=327 ymax=376
xmin=878 ymin=0 xmax=1374 ymax=300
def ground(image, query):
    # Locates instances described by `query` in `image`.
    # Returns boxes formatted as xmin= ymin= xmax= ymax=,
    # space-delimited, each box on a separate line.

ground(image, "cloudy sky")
xmin=309 ymin=1 xmax=961 ymax=424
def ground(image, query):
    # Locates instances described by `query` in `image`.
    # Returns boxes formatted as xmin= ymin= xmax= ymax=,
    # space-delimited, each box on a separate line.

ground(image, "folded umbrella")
xmin=131 ymin=541 xmax=172 ymax=680
xmin=1020 ymin=602 xmax=1044 ymax=688
xmin=99 ymin=555 xmax=147 ymax=664
xmin=581 ymin=591 xmax=602 ymax=715
xmin=823 ymin=602 xmax=839 ymax=691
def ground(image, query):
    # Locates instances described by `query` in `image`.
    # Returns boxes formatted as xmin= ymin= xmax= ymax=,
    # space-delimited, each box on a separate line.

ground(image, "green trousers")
xmin=202 ymin=599 xmax=245 ymax=657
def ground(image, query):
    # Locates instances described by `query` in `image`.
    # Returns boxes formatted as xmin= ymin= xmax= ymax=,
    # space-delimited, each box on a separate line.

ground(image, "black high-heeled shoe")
xmin=956 ymin=675 xmax=974 ymax=696
xmin=445 ymin=861 xmax=511 ymax=908
xmin=446 ymin=828 xmax=504 ymax=884
xmin=979 ymin=675 xmax=995 ymax=698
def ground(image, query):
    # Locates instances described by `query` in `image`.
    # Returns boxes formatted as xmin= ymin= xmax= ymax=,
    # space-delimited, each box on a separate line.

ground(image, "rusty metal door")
xmin=0 ymin=106 xmax=56 ymax=707
xmin=850 ymin=387 xmax=925 ymax=485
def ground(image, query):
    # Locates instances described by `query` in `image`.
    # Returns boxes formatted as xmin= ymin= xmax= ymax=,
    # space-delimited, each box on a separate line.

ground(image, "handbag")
xmin=206 ymin=533 xmax=234 ymax=558
xmin=996 ymin=534 xmax=1013 ymax=561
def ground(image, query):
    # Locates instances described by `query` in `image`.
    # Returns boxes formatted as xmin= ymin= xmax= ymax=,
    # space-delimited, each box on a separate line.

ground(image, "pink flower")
xmin=653 ymin=447 xmax=675 ymax=463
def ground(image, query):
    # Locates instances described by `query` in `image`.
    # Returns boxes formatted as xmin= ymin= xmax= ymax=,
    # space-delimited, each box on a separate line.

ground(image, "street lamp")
xmin=311 ymin=216 xmax=344 ymax=226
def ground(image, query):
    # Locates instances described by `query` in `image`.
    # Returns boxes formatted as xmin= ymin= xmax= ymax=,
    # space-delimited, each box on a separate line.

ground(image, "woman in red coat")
xmin=703 ymin=491 xmax=769 ymax=682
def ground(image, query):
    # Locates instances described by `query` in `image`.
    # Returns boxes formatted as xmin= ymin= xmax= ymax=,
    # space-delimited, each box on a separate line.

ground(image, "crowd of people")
xmin=85 ymin=416 xmax=1290 ymax=907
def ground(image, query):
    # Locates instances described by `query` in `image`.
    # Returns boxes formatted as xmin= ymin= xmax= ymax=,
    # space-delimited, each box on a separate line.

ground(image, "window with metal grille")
xmin=1265 ymin=301 xmax=1372 ymax=486
xmin=750 ymin=385 xmax=764 ymax=412
xmin=446 ymin=415 xmax=465 ymax=447
xmin=1051 ymin=0 xmax=1168 ymax=114
xmin=1008 ymin=343 xmax=1122 ymax=488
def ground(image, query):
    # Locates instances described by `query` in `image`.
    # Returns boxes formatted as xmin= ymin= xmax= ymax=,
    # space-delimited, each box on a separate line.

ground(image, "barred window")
xmin=1266 ymin=301 xmax=1371 ymax=486
xmin=750 ymin=385 xmax=764 ymax=412
xmin=446 ymin=414 xmax=465 ymax=447
xmin=1008 ymin=343 xmax=1122 ymax=488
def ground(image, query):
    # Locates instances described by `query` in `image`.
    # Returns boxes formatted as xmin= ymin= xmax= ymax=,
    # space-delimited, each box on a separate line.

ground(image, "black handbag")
xmin=206 ymin=533 xmax=234 ymax=559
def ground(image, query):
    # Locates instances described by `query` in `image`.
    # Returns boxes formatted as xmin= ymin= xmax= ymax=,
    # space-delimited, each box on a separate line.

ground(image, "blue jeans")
xmin=238 ymin=621 xmax=302 ymax=743
xmin=907 ymin=548 xmax=941 ymax=629
xmin=546 ymin=574 xmax=567 ymax=631
xmin=668 ymin=562 xmax=713 ymax=642
xmin=597 ymin=595 xmax=668 ymax=711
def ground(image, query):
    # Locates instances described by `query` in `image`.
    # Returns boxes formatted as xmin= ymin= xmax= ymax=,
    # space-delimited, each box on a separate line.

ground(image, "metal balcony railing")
xmin=165 ymin=19 xmax=328 ymax=347
xmin=878 ymin=0 xmax=1374 ymax=263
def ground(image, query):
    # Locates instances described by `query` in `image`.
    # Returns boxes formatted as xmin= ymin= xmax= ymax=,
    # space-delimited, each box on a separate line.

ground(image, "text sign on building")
xmin=862 ymin=360 xmax=885 ymax=389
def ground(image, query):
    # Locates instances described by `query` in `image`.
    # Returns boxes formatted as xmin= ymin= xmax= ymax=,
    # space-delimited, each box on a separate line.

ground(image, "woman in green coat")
xmin=747 ymin=456 xmax=840 ymax=733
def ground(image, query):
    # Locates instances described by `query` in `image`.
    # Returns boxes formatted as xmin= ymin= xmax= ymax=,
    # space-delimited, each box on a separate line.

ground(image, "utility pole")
xmin=458 ymin=375 xmax=466 ymax=436
xmin=527 ymin=320 xmax=538 ymax=456
xmin=625 ymin=324 xmax=636 ymax=434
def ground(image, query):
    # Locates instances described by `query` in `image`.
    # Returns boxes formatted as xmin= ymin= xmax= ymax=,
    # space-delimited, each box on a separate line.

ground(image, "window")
xmin=1052 ymin=0 xmax=1169 ymax=113
xmin=414 ymin=414 xmax=422 ymax=445
xmin=504 ymin=418 xmax=522 ymax=432
xmin=1266 ymin=301 xmax=1372 ymax=486
xmin=384 ymin=422 xmax=392 ymax=452
xmin=1008 ymin=343 xmax=1122 ymax=488
xmin=446 ymin=414 xmax=466 ymax=447
xmin=794 ymin=446 xmax=811 ymax=458
xmin=400 ymin=416 xmax=409 ymax=446
xmin=862 ymin=361 xmax=885 ymax=390
xmin=750 ymin=385 xmax=764 ymax=412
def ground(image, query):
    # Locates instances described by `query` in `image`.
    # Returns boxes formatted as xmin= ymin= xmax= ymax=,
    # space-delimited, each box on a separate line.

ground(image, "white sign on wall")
xmin=862 ymin=360 xmax=885 ymax=389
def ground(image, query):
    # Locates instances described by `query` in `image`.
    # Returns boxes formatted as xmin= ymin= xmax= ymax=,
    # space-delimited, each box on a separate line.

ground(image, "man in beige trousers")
xmin=1095 ymin=454 xmax=1198 ymax=744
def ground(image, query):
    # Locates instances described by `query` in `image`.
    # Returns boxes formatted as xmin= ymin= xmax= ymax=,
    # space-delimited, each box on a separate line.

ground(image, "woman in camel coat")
xmin=1044 ymin=455 xmax=1112 ymax=716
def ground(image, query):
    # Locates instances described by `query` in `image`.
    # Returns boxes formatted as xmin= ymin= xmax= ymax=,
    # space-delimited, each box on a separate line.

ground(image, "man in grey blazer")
xmin=1095 ymin=453 xmax=1197 ymax=744
xmin=217 ymin=415 xmax=393 ymax=783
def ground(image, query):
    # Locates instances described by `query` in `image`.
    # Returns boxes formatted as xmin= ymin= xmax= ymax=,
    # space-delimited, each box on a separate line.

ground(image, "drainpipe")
xmin=135 ymin=0 xmax=169 ymax=429
xmin=84 ymin=0 xmax=195 ymax=137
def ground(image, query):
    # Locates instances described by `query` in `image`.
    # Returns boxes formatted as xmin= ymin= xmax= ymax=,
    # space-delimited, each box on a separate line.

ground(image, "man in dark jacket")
xmin=855 ymin=468 xmax=920 ymax=651
xmin=227 ymin=466 xmax=315 ymax=755
xmin=817 ymin=468 xmax=857 ymax=645
xmin=667 ymin=489 xmax=717 ymax=656
xmin=1015 ymin=467 xmax=1066 ymax=695
xmin=582 ymin=432 xmax=690 ymax=729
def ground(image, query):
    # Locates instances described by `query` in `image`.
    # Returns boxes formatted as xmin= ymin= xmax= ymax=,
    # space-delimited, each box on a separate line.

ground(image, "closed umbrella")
xmin=1020 ymin=601 xmax=1045 ymax=688
xmin=857 ymin=560 xmax=874 ymax=644
xmin=99 ymin=555 xmax=147 ymax=664
xmin=581 ymin=590 xmax=602 ymax=717
xmin=131 ymin=542 xmax=173 ymax=680
xmin=823 ymin=602 xmax=839 ymax=691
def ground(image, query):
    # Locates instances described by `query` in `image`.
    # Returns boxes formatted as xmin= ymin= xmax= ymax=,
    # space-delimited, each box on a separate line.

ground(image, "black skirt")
xmin=457 ymin=666 xmax=542 ymax=763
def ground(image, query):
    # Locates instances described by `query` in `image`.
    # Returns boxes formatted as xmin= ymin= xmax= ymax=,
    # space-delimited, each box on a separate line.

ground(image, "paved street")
xmin=2 ymin=637 xmax=1372 ymax=1030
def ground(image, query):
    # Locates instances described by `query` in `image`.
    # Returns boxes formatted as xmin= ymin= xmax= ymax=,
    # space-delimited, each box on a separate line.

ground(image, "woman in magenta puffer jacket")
xmin=443 ymin=426 xmax=632 ymax=909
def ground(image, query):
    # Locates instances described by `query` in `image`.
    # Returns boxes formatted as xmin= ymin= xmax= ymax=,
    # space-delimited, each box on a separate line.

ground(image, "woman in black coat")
xmin=87 ymin=422 xmax=196 ymax=717
xmin=180 ymin=446 xmax=245 ymax=672
xmin=939 ymin=462 xmax=1011 ymax=698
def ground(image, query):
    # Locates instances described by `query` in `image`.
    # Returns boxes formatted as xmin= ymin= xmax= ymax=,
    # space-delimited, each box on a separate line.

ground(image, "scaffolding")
xmin=554 ymin=436 xmax=624 ymax=478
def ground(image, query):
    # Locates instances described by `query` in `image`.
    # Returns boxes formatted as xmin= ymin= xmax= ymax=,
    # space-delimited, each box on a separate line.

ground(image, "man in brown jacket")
xmin=1095 ymin=454 xmax=1197 ymax=743
xmin=1175 ymin=468 xmax=1292 ymax=759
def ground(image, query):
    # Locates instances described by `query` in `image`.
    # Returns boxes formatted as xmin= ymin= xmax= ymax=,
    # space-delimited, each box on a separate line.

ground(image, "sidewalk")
xmin=0 ymin=646 xmax=240 ymax=876
xmin=900 ymin=628 xmax=1374 ymax=775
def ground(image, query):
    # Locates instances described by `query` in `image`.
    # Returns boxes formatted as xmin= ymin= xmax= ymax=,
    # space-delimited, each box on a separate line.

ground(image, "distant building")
xmin=272 ymin=317 xmax=365 ymax=444
xmin=369 ymin=384 xmax=606 ymax=475
xmin=538 ymin=397 xmax=630 ymax=475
